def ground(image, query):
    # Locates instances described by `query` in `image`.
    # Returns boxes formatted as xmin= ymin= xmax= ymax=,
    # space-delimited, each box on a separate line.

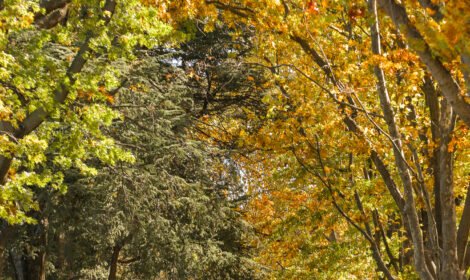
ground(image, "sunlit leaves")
xmin=0 ymin=0 xmax=192 ymax=223
xmin=195 ymin=0 xmax=470 ymax=278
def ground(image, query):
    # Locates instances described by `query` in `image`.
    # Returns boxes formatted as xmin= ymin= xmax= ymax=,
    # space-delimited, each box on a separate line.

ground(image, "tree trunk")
xmin=9 ymin=250 xmax=25 ymax=280
xmin=457 ymin=184 xmax=470 ymax=269
xmin=438 ymin=102 xmax=462 ymax=279
xmin=368 ymin=0 xmax=433 ymax=278
xmin=108 ymin=244 xmax=122 ymax=280
xmin=38 ymin=218 xmax=48 ymax=280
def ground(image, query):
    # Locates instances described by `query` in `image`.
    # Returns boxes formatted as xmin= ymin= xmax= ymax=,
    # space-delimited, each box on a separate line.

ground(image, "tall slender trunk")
xmin=422 ymin=75 xmax=442 ymax=250
xmin=438 ymin=101 xmax=461 ymax=279
xmin=38 ymin=218 xmax=48 ymax=280
xmin=368 ymin=0 xmax=433 ymax=278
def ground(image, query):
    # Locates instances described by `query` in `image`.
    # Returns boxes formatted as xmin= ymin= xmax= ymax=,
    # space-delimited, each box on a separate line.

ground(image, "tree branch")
xmin=0 ymin=0 xmax=117 ymax=184
xmin=377 ymin=0 xmax=470 ymax=128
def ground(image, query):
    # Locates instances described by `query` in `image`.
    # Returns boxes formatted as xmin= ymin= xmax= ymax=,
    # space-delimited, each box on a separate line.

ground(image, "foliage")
xmin=194 ymin=0 xmax=470 ymax=279
xmin=0 ymin=0 xmax=177 ymax=224
xmin=0 ymin=10 xmax=263 ymax=277
xmin=1 ymin=0 xmax=470 ymax=279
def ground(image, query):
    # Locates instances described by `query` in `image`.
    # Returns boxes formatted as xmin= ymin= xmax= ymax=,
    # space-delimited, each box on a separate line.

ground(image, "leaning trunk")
xmin=108 ymin=244 xmax=121 ymax=280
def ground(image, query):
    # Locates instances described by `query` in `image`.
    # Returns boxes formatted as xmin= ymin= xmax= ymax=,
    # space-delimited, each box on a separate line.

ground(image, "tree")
xmin=204 ymin=0 xmax=470 ymax=278
xmin=2 ymin=0 xmax=469 ymax=278
xmin=0 ymin=0 xmax=175 ymax=223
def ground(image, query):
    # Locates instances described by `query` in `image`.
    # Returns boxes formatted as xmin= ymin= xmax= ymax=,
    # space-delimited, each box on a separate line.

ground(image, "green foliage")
xmin=0 ymin=0 xmax=178 ymax=224
xmin=35 ymin=59 xmax=258 ymax=279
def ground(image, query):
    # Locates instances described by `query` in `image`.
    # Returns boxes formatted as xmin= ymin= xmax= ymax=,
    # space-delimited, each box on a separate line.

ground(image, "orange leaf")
xmin=307 ymin=1 xmax=319 ymax=15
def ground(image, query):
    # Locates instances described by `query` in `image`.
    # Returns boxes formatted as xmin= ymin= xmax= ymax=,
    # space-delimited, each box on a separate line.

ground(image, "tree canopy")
xmin=0 ymin=0 xmax=469 ymax=279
